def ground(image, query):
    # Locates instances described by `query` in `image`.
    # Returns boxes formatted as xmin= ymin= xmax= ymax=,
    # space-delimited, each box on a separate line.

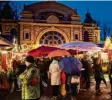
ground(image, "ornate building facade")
xmin=0 ymin=1 xmax=100 ymax=50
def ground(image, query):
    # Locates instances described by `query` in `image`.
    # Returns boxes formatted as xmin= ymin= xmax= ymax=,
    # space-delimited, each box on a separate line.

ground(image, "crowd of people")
xmin=0 ymin=54 xmax=112 ymax=100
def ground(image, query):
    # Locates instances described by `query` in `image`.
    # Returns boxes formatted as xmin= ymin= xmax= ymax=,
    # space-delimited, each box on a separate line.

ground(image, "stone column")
xmin=19 ymin=23 xmax=23 ymax=43
xmin=71 ymin=26 xmax=74 ymax=41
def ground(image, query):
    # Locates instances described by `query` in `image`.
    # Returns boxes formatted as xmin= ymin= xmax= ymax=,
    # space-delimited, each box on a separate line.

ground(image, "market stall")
xmin=0 ymin=37 xmax=13 ymax=89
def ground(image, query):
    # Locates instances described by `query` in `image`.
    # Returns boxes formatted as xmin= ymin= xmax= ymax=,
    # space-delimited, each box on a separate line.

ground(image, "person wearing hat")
xmin=19 ymin=56 xmax=40 ymax=100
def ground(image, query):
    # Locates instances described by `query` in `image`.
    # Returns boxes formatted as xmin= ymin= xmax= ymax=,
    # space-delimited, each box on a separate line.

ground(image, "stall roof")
xmin=0 ymin=35 xmax=13 ymax=43
xmin=0 ymin=36 xmax=13 ymax=47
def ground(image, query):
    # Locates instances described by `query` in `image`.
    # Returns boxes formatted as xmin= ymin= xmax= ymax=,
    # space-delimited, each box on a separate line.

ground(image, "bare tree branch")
xmin=10 ymin=2 xmax=22 ymax=20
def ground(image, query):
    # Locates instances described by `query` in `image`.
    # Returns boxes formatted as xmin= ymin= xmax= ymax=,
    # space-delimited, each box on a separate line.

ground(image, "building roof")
xmin=23 ymin=1 xmax=78 ymax=16
xmin=84 ymin=12 xmax=96 ymax=24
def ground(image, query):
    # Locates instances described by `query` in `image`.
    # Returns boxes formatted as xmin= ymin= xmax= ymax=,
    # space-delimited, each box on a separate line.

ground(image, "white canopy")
xmin=61 ymin=41 xmax=102 ymax=51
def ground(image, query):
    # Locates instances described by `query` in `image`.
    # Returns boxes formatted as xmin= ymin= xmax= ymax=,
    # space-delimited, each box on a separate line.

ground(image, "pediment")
xmin=47 ymin=15 xmax=59 ymax=23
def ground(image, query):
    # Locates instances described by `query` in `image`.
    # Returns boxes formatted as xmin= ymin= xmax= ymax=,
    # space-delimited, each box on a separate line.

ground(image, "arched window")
xmin=10 ymin=28 xmax=17 ymax=36
xmin=39 ymin=31 xmax=66 ymax=46
xmin=59 ymin=16 xmax=64 ymax=21
xmin=40 ymin=15 xmax=46 ymax=20
xmin=83 ymin=31 xmax=89 ymax=42
xmin=25 ymin=33 xmax=30 ymax=39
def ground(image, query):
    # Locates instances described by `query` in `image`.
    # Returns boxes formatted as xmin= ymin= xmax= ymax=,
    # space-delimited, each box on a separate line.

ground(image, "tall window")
xmin=39 ymin=31 xmax=66 ymax=46
xmin=83 ymin=31 xmax=89 ymax=42
xmin=25 ymin=33 xmax=30 ymax=39
xmin=74 ymin=34 xmax=78 ymax=40
xmin=40 ymin=15 xmax=46 ymax=20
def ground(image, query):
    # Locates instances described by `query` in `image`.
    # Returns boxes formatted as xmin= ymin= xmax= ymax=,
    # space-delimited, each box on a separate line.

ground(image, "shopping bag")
xmin=71 ymin=75 xmax=80 ymax=84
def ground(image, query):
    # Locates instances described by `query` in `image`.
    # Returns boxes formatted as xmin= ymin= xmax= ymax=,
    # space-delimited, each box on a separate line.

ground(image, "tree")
xmin=10 ymin=2 xmax=23 ymax=51
xmin=1 ymin=2 xmax=14 ymax=19
xmin=10 ymin=2 xmax=22 ymax=20
xmin=0 ymin=1 xmax=22 ymax=51
xmin=0 ymin=1 xmax=21 ymax=20
xmin=0 ymin=1 xmax=8 ymax=19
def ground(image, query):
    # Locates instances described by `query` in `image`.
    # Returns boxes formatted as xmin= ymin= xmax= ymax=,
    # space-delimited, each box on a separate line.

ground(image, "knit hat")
xmin=25 ymin=56 xmax=34 ymax=63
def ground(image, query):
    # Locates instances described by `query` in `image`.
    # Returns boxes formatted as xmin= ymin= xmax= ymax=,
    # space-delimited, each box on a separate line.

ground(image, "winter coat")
xmin=94 ymin=64 xmax=103 ymax=80
xmin=49 ymin=60 xmax=61 ymax=85
xmin=19 ymin=64 xmax=40 ymax=100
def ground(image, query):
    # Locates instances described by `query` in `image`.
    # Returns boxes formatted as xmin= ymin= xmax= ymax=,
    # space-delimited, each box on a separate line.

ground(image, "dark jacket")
xmin=81 ymin=59 xmax=90 ymax=76
xmin=94 ymin=64 xmax=103 ymax=80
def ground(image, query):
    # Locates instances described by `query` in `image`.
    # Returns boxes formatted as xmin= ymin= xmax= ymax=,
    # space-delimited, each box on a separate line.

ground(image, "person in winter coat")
xmin=49 ymin=57 xmax=61 ymax=100
xmin=94 ymin=58 xmax=104 ymax=95
xmin=81 ymin=56 xmax=91 ymax=89
xmin=19 ymin=56 xmax=40 ymax=100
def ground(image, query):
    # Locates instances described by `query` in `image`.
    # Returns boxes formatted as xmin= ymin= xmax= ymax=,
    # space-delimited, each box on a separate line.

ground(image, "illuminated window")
xmin=40 ymin=31 xmax=66 ymax=45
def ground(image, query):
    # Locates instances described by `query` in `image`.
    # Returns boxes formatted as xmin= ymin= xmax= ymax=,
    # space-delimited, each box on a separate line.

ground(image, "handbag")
xmin=71 ymin=75 xmax=80 ymax=84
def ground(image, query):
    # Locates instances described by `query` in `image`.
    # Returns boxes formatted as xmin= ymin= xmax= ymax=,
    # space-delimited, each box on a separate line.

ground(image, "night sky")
xmin=11 ymin=1 xmax=112 ymax=40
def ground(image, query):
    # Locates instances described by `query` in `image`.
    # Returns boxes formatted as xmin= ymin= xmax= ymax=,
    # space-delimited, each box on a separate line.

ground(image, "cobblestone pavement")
xmin=1 ymin=76 xmax=112 ymax=100
xmin=40 ymin=79 xmax=111 ymax=100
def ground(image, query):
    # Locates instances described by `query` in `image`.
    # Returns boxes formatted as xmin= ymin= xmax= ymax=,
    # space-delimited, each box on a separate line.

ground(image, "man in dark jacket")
xmin=81 ymin=56 xmax=91 ymax=89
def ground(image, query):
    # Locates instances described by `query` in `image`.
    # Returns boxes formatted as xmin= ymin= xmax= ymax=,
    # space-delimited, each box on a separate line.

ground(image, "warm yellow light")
xmin=1 ymin=51 xmax=7 ymax=54
xmin=33 ymin=44 xmax=40 ymax=49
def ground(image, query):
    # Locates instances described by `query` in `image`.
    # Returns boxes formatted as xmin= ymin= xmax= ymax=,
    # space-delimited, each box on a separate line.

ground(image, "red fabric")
xmin=61 ymin=72 xmax=66 ymax=84
xmin=31 ymin=78 xmax=38 ymax=85
xmin=1 ymin=53 xmax=7 ymax=71
xmin=28 ymin=46 xmax=58 ymax=57
xmin=108 ymin=51 xmax=112 ymax=60
xmin=67 ymin=49 xmax=80 ymax=55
